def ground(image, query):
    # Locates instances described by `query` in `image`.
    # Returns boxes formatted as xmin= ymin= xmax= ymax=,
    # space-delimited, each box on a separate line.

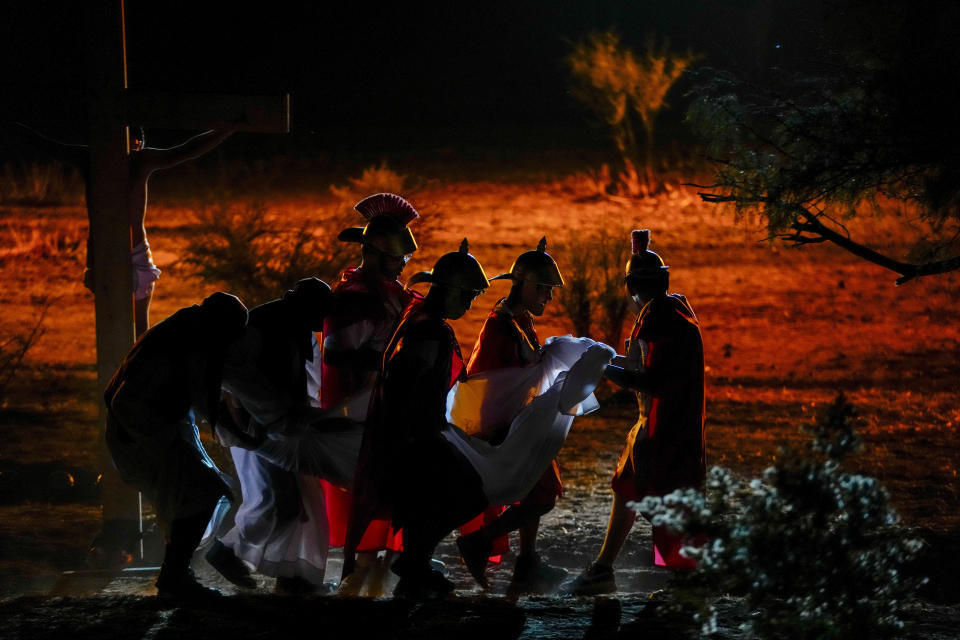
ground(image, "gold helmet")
xmin=490 ymin=236 xmax=564 ymax=287
xmin=408 ymin=238 xmax=490 ymax=291
xmin=625 ymin=229 xmax=669 ymax=280
xmin=337 ymin=193 xmax=419 ymax=257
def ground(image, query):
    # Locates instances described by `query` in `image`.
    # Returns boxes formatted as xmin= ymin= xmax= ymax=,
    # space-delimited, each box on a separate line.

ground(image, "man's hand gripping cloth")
xmin=443 ymin=336 xmax=614 ymax=505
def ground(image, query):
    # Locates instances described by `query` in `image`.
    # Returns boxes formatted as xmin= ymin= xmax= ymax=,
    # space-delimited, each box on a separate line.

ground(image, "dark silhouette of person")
xmin=343 ymin=239 xmax=491 ymax=599
xmin=456 ymin=237 xmax=569 ymax=592
xmin=206 ymin=278 xmax=335 ymax=595
xmin=104 ymin=292 xmax=248 ymax=598
xmin=567 ymin=229 xmax=706 ymax=595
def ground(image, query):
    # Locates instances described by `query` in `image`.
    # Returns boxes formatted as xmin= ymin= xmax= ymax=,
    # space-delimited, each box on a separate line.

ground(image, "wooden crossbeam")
xmin=0 ymin=87 xmax=86 ymax=127
xmin=2 ymin=88 xmax=290 ymax=134
xmin=127 ymin=91 xmax=290 ymax=133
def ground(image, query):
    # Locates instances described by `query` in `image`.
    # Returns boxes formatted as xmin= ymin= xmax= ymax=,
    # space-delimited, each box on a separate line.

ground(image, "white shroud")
xmin=443 ymin=336 xmax=614 ymax=504
xmin=259 ymin=336 xmax=615 ymax=508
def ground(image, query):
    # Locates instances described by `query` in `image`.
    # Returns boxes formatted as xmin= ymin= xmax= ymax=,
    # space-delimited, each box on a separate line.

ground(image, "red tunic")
xmin=318 ymin=267 xmax=410 ymax=553
xmin=610 ymin=293 xmax=706 ymax=567
xmin=342 ymin=297 xmax=484 ymax=578
xmin=459 ymin=300 xmax=563 ymax=559
xmin=321 ymin=268 xmax=410 ymax=409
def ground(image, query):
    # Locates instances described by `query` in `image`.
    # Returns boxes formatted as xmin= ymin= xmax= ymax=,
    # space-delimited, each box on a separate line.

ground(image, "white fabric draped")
xmin=257 ymin=335 xmax=614 ymax=507
xmin=443 ymin=336 xmax=614 ymax=504
xmin=220 ymin=448 xmax=330 ymax=584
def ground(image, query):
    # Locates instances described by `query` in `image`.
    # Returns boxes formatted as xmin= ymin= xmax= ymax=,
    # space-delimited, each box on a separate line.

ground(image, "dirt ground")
xmin=0 ymin=177 xmax=958 ymax=637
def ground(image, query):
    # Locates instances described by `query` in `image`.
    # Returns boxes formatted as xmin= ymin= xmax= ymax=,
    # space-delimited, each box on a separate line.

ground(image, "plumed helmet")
xmin=283 ymin=277 xmax=333 ymax=331
xmin=337 ymin=193 xmax=418 ymax=257
xmin=200 ymin=291 xmax=248 ymax=341
xmin=490 ymin=236 xmax=564 ymax=287
xmin=625 ymin=229 xmax=669 ymax=279
xmin=407 ymin=238 xmax=490 ymax=291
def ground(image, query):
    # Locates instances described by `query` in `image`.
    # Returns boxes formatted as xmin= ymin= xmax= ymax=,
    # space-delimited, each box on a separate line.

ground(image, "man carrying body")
xmin=456 ymin=237 xmax=568 ymax=592
xmin=568 ymin=229 xmax=706 ymax=595
xmin=320 ymin=193 xmax=419 ymax=590
xmin=104 ymin=292 xmax=247 ymax=598
xmin=345 ymin=240 xmax=491 ymax=599
xmin=206 ymin=278 xmax=334 ymax=595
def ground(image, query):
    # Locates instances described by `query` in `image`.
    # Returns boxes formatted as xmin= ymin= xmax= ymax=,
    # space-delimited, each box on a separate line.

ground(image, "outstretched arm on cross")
xmin=11 ymin=121 xmax=88 ymax=169
xmin=136 ymin=128 xmax=234 ymax=174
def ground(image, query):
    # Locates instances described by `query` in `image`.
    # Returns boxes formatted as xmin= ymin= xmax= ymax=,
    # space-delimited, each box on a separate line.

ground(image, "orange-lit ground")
xmin=1 ymin=178 xmax=958 ymax=608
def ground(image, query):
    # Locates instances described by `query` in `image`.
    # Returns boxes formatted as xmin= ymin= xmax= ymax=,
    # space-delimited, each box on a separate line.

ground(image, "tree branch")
xmin=698 ymin=192 xmax=960 ymax=284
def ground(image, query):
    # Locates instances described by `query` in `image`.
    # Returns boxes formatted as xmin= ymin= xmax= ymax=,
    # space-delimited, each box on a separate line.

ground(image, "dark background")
xmin=1 ymin=0 xmax=952 ymax=174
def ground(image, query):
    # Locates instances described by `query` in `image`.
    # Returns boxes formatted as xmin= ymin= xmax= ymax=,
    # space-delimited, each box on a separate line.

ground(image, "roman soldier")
xmin=344 ymin=239 xmax=491 ymax=599
xmin=568 ymin=229 xmax=706 ymax=595
xmin=456 ymin=237 xmax=569 ymax=592
xmin=320 ymin=193 xmax=419 ymax=587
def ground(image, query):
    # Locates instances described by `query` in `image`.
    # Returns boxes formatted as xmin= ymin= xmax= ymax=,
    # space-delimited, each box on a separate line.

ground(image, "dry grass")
xmin=0 ymin=176 xmax=957 ymax=592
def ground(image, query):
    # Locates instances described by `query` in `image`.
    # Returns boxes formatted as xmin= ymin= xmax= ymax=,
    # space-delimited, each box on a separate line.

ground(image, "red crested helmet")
xmin=337 ymin=193 xmax=419 ymax=257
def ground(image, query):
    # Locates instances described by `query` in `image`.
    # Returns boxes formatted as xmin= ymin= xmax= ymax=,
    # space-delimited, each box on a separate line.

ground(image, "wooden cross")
xmin=6 ymin=0 xmax=289 ymax=533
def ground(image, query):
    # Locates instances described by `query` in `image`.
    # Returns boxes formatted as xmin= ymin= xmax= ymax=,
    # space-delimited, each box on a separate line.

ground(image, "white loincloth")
xmin=131 ymin=239 xmax=162 ymax=300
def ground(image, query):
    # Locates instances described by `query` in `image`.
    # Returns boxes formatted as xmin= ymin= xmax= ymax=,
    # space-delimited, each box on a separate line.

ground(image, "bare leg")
xmin=518 ymin=516 xmax=540 ymax=556
xmin=477 ymin=502 xmax=551 ymax=543
xmin=135 ymin=294 xmax=151 ymax=339
xmin=595 ymin=492 xmax=637 ymax=568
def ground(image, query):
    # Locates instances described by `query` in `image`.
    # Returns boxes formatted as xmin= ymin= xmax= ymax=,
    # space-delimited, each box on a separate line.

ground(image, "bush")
xmin=638 ymin=394 xmax=925 ymax=639
xmin=0 ymin=299 xmax=48 ymax=405
xmin=328 ymin=162 xmax=440 ymax=253
xmin=328 ymin=162 xmax=409 ymax=203
xmin=557 ymin=223 xmax=632 ymax=345
xmin=0 ymin=220 xmax=85 ymax=263
xmin=181 ymin=199 xmax=356 ymax=307
xmin=568 ymin=32 xmax=699 ymax=195
xmin=0 ymin=162 xmax=84 ymax=206
xmin=181 ymin=163 xmax=430 ymax=307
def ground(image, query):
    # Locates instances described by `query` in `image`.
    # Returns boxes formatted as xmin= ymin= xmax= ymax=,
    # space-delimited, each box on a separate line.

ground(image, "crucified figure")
xmin=14 ymin=123 xmax=234 ymax=336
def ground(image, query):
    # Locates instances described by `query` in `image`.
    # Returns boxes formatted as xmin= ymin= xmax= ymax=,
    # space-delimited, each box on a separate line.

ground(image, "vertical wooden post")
xmin=84 ymin=0 xmax=139 ymax=524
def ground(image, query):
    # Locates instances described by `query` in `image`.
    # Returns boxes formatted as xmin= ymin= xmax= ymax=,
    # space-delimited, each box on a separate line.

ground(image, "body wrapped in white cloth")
xmin=260 ymin=336 xmax=613 ymax=508
xmin=443 ymin=336 xmax=614 ymax=504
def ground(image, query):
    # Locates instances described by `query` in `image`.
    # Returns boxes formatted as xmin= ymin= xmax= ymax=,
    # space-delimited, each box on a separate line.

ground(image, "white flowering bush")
xmin=636 ymin=394 xmax=925 ymax=639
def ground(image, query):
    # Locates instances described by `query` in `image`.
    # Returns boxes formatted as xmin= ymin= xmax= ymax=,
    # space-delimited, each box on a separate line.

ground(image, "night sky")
xmin=2 ymin=1 xmax=952 ymax=161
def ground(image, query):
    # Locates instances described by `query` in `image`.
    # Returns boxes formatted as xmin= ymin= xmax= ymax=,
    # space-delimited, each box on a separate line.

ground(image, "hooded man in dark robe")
xmin=104 ymin=292 xmax=247 ymax=599
xmin=206 ymin=278 xmax=334 ymax=595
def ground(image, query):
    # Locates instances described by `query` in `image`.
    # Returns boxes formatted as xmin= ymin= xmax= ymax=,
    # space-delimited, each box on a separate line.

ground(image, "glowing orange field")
xmin=0 ymin=177 xmax=958 ymax=590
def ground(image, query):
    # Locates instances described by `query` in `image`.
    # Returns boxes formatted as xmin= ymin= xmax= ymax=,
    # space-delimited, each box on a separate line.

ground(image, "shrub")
xmin=0 ymin=299 xmax=49 ymax=405
xmin=0 ymin=162 xmax=84 ymax=206
xmin=0 ymin=221 xmax=85 ymax=263
xmin=557 ymin=222 xmax=633 ymax=345
xmin=328 ymin=162 xmax=440 ymax=253
xmin=568 ymin=32 xmax=699 ymax=195
xmin=328 ymin=162 xmax=410 ymax=203
xmin=637 ymin=394 xmax=925 ymax=638
xmin=181 ymin=199 xmax=356 ymax=307
xmin=557 ymin=239 xmax=593 ymax=338
xmin=181 ymin=163 xmax=432 ymax=307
